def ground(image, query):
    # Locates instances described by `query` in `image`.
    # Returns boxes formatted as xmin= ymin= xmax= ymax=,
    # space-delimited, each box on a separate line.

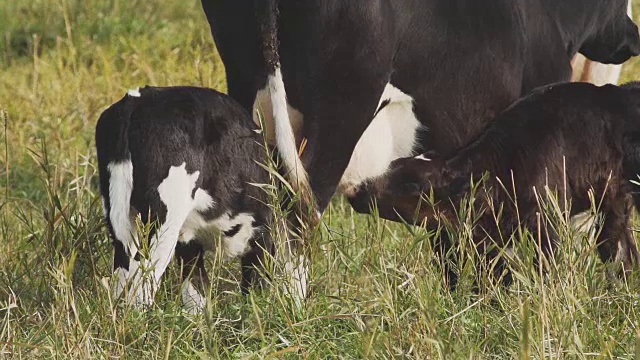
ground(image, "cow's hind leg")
xmin=277 ymin=5 xmax=394 ymax=304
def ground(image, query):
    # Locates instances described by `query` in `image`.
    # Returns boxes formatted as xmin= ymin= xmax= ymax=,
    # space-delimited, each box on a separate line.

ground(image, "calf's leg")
xmin=596 ymin=193 xmax=639 ymax=273
xmin=175 ymin=241 xmax=208 ymax=314
xmin=240 ymin=230 xmax=274 ymax=294
xmin=127 ymin=163 xmax=201 ymax=307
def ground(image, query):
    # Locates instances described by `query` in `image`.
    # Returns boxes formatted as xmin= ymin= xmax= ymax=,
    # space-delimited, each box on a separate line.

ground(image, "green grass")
xmin=3 ymin=0 xmax=640 ymax=358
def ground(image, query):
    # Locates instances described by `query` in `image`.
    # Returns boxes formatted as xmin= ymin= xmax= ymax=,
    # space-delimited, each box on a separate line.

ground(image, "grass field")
xmin=3 ymin=1 xmax=640 ymax=358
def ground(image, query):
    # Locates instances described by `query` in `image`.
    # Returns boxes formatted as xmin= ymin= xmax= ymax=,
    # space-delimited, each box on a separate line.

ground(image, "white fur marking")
xmin=569 ymin=211 xmax=597 ymax=238
xmin=284 ymin=255 xmax=308 ymax=306
xmin=127 ymin=88 xmax=141 ymax=97
xmin=213 ymin=212 xmax=256 ymax=259
xmin=151 ymin=163 xmax=200 ymax=282
xmin=112 ymin=267 xmax=128 ymax=300
xmin=126 ymin=163 xmax=200 ymax=306
xmin=414 ymin=154 xmax=432 ymax=161
xmin=181 ymin=280 xmax=206 ymax=315
xmin=339 ymin=83 xmax=423 ymax=195
xmin=179 ymin=188 xmax=216 ymax=243
xmin=615 ymin=239 xmax=627 ymax=263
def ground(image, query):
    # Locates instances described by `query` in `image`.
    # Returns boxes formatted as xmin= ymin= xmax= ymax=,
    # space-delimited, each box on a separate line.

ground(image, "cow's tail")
xmin=258 ymin=0 xmax=315 ymax=211
xmin=96 ymin=89 xmax=140 ymax=258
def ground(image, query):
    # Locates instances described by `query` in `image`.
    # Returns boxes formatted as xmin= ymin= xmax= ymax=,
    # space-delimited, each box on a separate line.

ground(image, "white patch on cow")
xmin=107 ymin=161 xmax=137 ymax=256
xmin=212 ymin=212 xmax=257 ymax=259
xmin=339 ymin=107 xmax=394 ymax=196
xmin=180 ymin=189 xmax=216 ymax=243
xmin=339 ymin=83 xmax=423 ymax=196
xmin=127 ymin=88 xmax=141 ymax=97
xmin=414 ymin=154 xmax=432 ymax=162
xmin=151 ymin=163 xmax=200 ymax=282
xmin=284 ymin=255 xmax=308 ymax=306
xmin=181 ymin=280 xmax=206 ymax=315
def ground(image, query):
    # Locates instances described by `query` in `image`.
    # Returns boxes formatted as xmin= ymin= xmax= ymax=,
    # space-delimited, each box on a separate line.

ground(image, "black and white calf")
xmin=96 ymin=86 xmax=306 ymax=312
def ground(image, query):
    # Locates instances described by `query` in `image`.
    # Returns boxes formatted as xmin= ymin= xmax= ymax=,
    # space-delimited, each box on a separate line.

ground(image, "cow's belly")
xmin=252 ymin=83 xmax=422 ymax=197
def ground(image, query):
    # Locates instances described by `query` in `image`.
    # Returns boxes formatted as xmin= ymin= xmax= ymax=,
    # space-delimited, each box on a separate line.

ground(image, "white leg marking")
xmin=127 ymin=163 xmax=200 ymax=306
xmin=181 ymin=280 xmax=206 ymax=315
xmin=339 ymin=83 xmax=424 ymax=195
xmin=570 ymin=211 xmax=597 ymax=238
xmin=152 ymin=163 xmax=200 ymax=283
xmin=284 ymin=255 xmax=308 ymax=306
xmin=112 ymin=267 xmax=128 ymax=300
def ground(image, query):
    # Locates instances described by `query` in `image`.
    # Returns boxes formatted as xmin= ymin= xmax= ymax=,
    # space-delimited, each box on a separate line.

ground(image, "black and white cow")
xmin=96 ymin=86 xmax=306 ymax=312
xmin=201 ymin=0 xmax=640 ymax=217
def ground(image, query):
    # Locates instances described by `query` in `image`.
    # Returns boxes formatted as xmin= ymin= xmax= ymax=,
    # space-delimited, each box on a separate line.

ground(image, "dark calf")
xmin=350 ymin=82 xmax=640 ymax=285
xmin=96 ymin=86 xmax=307 ymax=313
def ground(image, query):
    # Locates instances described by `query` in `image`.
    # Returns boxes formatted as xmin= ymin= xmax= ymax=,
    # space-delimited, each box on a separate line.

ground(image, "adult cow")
xmin=571 ymin=1 xmax=635 ymax=85
xmin=202 ymin=0 xmax=639 ymax=214
xmin=201 ymin=0 xmax=639 ymax=296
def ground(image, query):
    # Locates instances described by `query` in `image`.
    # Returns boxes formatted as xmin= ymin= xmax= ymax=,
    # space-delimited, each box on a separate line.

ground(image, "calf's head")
xmin=578 ymin=0 xmax=640 ymax=64
xmin=348 ymin=153 xmax=470 ymax=225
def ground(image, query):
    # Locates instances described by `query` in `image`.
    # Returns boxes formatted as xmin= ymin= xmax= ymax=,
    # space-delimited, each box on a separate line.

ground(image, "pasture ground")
xmin=2 ymin=1 xmax=640 ymax=358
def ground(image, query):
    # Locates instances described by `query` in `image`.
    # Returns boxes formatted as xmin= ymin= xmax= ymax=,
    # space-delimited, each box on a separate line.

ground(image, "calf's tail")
xmin=96 ymin=89 xmax=140 ymax=257
xmin=257 ymin=0 xmax=315 ymax=212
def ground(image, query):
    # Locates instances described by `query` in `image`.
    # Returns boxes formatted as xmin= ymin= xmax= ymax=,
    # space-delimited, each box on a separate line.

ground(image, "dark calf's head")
xmin=579 ymin=1 xmax=640 ymax=64
xmin=348 ymin=153 xmax=468 ymax=224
